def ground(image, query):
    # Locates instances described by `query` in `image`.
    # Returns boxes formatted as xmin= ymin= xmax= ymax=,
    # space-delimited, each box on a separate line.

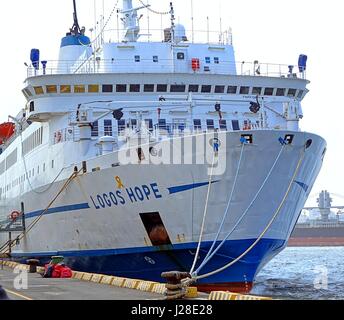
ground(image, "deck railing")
xmin=27 ymin=59 xmax=306 ymax=79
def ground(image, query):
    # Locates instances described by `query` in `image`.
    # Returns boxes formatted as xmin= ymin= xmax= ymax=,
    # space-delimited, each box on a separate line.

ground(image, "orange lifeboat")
xmin=0 ymin=122 xmax=15 ymax=145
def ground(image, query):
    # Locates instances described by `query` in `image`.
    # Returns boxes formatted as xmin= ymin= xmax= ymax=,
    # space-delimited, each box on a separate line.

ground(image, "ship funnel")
xmin=58 ymin=0 xmax=92 ymax=73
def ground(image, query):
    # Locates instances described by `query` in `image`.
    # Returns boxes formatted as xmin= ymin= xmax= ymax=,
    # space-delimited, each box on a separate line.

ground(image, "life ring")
xmin=10 ymin=211 xmax=20 ymax=221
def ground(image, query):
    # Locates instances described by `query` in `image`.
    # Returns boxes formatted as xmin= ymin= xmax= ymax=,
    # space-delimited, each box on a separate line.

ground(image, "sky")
xmin=0 ymin=0 xmax=343 ymax=206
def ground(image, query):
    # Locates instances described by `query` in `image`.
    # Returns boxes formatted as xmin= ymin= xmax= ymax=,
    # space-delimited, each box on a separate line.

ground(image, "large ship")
xmin=289 ymin=191 xmax=344 ymax=247
xmin=0 ymin=0 xmax=326 ymax=293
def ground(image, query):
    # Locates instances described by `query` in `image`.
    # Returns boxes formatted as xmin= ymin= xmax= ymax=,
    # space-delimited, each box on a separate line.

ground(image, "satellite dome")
xmin=174 ymin=24 xmax=188 ymax=43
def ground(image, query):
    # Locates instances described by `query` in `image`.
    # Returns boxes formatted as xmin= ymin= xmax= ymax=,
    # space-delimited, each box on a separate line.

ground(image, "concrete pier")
xmin=0 ymin=265 xmax=162 ymax=301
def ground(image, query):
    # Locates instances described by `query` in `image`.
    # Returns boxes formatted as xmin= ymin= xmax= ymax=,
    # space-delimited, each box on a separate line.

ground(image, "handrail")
xmin=26 ymin=59 xmax=306 ymax=79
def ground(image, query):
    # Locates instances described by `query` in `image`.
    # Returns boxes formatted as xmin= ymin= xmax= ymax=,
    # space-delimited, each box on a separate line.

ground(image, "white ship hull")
xmin=1 ymin=130 xmax=326 ymax=292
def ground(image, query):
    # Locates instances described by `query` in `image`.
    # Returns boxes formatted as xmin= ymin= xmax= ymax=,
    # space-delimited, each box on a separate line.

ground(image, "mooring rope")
xmin=195 ymin=142 xmax=246 ymax=273
xmin=194 ymin=141 xmax=287 ymax=276
xmin=183 ymin=144 xmax=305 ymax=286
xmin=189 ymin=150 xmax=217 ymax=275
xmin=0 ymin=168 xmax=83 ymax=255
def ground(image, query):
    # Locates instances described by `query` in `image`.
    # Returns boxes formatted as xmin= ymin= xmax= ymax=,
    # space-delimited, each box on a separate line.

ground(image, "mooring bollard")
xmin=27 ymin=259 xmax=40 ymax=273
xmin=161 ymin=271 xmax=191 ymax=300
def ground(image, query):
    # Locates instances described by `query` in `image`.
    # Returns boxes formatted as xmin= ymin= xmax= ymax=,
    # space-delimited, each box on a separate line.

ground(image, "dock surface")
xmin=0 ymin=266 xmax=162 ymax=300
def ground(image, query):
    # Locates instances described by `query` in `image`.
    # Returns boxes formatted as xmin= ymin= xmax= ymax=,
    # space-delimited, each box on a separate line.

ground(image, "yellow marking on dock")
xmin=137 ymin=281 xmax=155 ymax=292
xmin=5 ymin=288 xmax=34 ymax=301
xmin=101 ymin=276 xmax=115 ymax=286
xmin=90 ymin=274 xmax=104 ymax=284
xmin=151 ymin=283 xmax=167 ymax=295
xmin=208 ymin=291 xmax=272 ymax=301
xmin=123 ymin=279 xmax=140 ymax=290
xmin=111 ymin=277 xmax=125 ymax=288
xmin=81 ymin=273 xmax=93 ymax=281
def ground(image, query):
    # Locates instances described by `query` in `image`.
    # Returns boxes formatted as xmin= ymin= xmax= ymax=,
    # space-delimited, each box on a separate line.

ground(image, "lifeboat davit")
xmin=0 ymin=122 xmax=15 ymax=145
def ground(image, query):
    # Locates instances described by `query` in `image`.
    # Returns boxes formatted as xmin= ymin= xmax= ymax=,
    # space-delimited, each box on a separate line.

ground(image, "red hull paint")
xmin=196 ymin=282 xmax=253 ymax=294
xmin=288 ymin=237 xmax=344 ymax=247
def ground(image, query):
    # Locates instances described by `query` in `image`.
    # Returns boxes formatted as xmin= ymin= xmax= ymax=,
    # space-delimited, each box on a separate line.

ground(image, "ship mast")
xmin=70 ymin=0 xmax=84 ymax=36
xmin=121 ymin=0 xmax=148 ymax=42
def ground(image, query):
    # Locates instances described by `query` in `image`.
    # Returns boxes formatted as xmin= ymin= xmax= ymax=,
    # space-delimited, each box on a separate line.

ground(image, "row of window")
xmin=22 ymin=127 xmax=43 ymax=156
xmin=90 ymin=118 xmax=251 ymax=137
xmin=0 ymin=149 xmax=18 ymax=175
xmin=132 ymin=55 xmax=220 ymax=64
xmin=0 ymin=128 xmax=43 ymax=177
xmin=0 ymin=161 xmax=53 ymax=195
xmin=27 ymin=84 xmax=302 ymax=98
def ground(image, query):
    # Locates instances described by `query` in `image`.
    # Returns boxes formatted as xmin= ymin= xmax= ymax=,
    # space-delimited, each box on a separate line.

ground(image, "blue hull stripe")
xmin=168 ymin=181 xmax=220 ymax=195
xmin=11 ymin=239 xmax=287 ymax=285
xmin=25 ymin=203 xmax=90 ymax=219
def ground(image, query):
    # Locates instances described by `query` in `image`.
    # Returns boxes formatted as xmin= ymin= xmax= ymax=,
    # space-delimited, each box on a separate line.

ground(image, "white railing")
xmin=27 ymin=59 xmax=306 ymax=79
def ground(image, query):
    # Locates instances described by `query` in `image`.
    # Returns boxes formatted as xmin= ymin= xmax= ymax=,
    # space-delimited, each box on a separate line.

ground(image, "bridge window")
xmin=130 ymin=84 xmax=140 ymax=92
xmin=88 ymin=84 xmax=99 ymax=93
xmin=104 ymin=120 xmax=113 ymax=136
xmin=130 ymin=119 xmax=137 ymax=129
xmin=252 ymin=87 xmax=262 ymax=95
xmin=158 ymin=119 xmax=167 ymax=130
xmin=102 ymin=84 xmax=113 ymax=93
xmin=157 ymin=84 xmax=168 ymax=92
xmin=74 ymin=85 xmax=85 ymax=93
xmin=219 ymin=120 xmax=227 ymax=131
xmin=240 ymin=86 xmax=250 ymax=95
xmin=60 ymin=85 xmax=71 ymax=94
xmin=23 ymin=88 xmax=33 ymax=97
xmin=46 ymin=85 xmax=57 ymax=94
xmin=145 ymin=119 xmax=153 ymax=132
xmin=189 ymin=85 xmax=199 ymax=93
xmin=276 ymin=88 xmax=286 ymax=96
xmin=227 ymin=86 xmax=237 ymax=94
xmin=232 ymin=120 xmax=240 ymax=131
xmin=116 ymin=84 xmax=127 ymax=93
xmin=297 ymin=90 xmax=304 ymax=99
xmin=34 ymin=86 xmax=44 ymax=95
xmin=215 ymin=86 xmax=225 ymax=94
xmin=201 ymin=85 xmax=212 ymax=93
xmin=264 ymin=88 xmax=274 ymax=96
xmin=207 ymin=120 xmax=215 ymax=131
xmin=171 ymin=85 xmax=186 ymax=93
xmin=118 ymin=120 xmax=126 ymax=135
xmin=287 ymin=89 xmax=297 ymax=97
xmin=194 ymin=119 xmax=202 ymax=131
xmin=91 ymin=121 xmax=99 ymax=137
xmin=144 ymin=84 xmax=155 ymax=92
